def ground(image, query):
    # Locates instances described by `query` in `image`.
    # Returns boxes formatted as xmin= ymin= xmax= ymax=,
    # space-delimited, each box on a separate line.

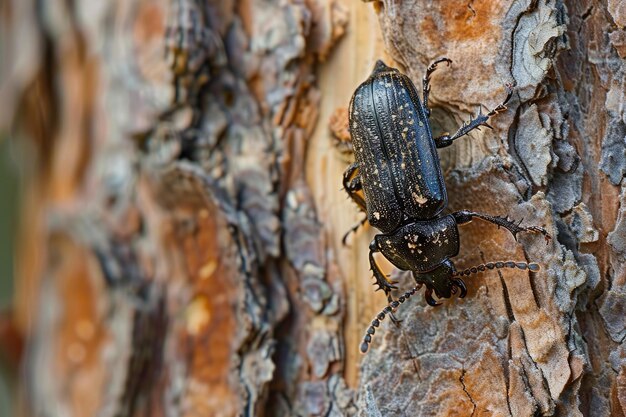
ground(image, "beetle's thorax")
xmin=375 ymin=214 xmax=460 ymax=273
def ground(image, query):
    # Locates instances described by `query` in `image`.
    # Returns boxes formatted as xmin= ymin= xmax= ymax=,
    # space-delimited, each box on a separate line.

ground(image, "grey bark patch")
xmin=564 ymin=203 xmax=599 ymax=243
xmin=600 ymin=119 xmax=626 ymax=185
xmin=608 ymin=0 xmax=626 ymax=27
xmin=547 ymin=163 xmax=583 ymax=213
xmin=306 ymin=329 xmax=341 ymax=378
xmin=609 ymin=30 xmax=626 ymax=58
xmin=284 ymin=187 xmax=326 ymax=271
xmin=361 ymin=385 xmax=383 ymax=417
xmin=554 ymin=250 xmax=588 ymax=313
xmin=298 ymin=381 xmax=330 ymax=416
xmin=599 ymin=289 xmax=626 ymax=342
xmin=515 ymin=104 xmax=553 ymax=186
xmin=577 ymin=253 xmax=601 ymax=293
xmin=507 ymin=359 xmax=539 ymax=417
xmin=511 ymin=0 xmax=567 ymax=96
xmin=553 ymin=139 xmax=578 ymax=172
xmin=608 ymin=183 xmax=626 ymax=258
xmin=301 ymin=266 xmax=333 ymax=313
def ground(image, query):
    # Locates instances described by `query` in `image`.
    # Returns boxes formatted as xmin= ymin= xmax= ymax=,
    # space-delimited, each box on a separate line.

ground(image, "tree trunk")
xmin=3 ymin=0 xmax=626 ymax=416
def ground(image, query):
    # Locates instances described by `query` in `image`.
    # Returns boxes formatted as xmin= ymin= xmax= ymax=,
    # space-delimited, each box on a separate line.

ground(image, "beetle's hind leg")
xmin=423 ymin=57 xmax=452 ymax=117
xmin=434 ymin=84 xmax=514 ymax=148
xmin=452 ymin=210 xmax=551 ymax=243
xmin=342 ymin=162 xmax=366 ymax=209
xmin=342 ymin=162 xmax=369 ymax=244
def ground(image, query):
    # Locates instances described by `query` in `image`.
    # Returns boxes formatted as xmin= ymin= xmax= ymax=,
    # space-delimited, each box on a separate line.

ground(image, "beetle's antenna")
xmin=453 ymin=261 xmax=540 ymax=277
xmin=360 ymin=286 xmax=420 ymax=354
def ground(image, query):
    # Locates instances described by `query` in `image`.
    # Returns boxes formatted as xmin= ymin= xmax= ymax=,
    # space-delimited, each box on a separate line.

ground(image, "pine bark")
xmin=3 ymin=0 xmax=626 ymax=416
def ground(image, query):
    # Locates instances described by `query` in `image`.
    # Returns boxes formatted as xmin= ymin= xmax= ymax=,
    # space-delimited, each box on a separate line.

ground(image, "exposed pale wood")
xmin=306 ymin=0 xmax=387 ymax=388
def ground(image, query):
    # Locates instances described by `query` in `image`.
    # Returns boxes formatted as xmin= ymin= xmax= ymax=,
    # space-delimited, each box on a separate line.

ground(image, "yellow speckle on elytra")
xmin=412 ymin=191 xmax=428 ymax=205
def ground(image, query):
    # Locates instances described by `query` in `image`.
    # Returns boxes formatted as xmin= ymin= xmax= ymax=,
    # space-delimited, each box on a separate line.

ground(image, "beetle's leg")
xmin=342 ymin=161 xmax=359 ymax=185
xmin=342 ymin=162 xmax=367 ymax=211
xmin=369 ymin=241 xmax=399 ymax=295
xmin=452 ymin=210 xmax=551 ymax=244
xmin=368 ymin=240 xmax=403 ymax=324
xmin=423 ymin=57 xmax=452 ymax=117
xmin=342 ymin=162 xmax=369 ymax=244
xmin=434 ymin=84 xmax=514 ymax=148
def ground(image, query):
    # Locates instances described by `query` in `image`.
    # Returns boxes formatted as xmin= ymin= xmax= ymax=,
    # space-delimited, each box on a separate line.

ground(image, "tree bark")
xmin=3 ymin=0 xmax=626 ymax=416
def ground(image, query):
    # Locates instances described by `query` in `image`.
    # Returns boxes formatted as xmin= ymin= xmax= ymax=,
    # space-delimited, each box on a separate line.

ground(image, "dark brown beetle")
xmin=341 ymin=60 xmax=550 ymax=353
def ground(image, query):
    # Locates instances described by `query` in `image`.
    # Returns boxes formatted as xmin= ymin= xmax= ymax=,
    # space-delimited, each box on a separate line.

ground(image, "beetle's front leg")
xmin=369 ymin=240 xmax=403 ymax=324
xmin=434 ymin=84 xmax=514 ymax=148
xmin=452 ymin=210 xmax=551 ymax=243
xmin=423 ymin=57 xmax=452 ymax=117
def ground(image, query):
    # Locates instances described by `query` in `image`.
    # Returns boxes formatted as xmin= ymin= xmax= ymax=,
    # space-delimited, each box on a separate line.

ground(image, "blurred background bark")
xmin=1 ymin=0 xmax=625 ymax=416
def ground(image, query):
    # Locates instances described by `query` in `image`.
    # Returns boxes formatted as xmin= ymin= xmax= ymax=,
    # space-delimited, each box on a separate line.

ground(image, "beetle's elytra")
xmin=341 ymin=60 xmax=551 ymax=353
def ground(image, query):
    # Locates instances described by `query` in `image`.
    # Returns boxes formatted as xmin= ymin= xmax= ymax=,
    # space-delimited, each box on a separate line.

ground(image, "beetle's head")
xmin=416 ymin=260 xmax=457 ymax=299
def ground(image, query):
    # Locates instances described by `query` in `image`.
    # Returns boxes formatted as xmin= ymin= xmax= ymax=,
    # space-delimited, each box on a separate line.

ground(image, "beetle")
xmin=341 ymin=60 xmax=551 ymax=353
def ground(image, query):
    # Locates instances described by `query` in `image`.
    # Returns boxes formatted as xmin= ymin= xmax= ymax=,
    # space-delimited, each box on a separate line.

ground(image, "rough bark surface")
xmin=2 ymin=0 xmax=625 ymax=416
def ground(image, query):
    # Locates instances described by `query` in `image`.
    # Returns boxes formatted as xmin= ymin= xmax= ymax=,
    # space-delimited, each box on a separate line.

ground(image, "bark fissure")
xmin=459 ymin=368 xmax=477 ymax=417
